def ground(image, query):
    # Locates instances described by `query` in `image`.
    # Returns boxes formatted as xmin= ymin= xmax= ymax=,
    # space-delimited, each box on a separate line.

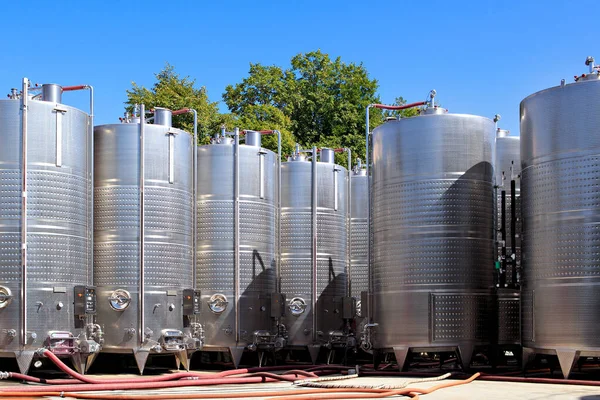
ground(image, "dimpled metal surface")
xmin=280 ymin=160 xmax=348 ymax=347
xmin=0 ymin=98 xmax=92 ymax=356
xmin=196 ymin=143 xmax=277 ymax=348
xmin=371 ymin=113 xmax=495 ymax=351
xmin=350 ymin=171 xmax=368 ymax=299
xmin=520 ymin=77 xmax=600 ymax=351
xmin=94 ymin=122 xmax=194 ymax=352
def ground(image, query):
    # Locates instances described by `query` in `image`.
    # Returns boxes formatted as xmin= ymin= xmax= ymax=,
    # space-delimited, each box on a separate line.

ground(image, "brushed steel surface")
xmin=280 ymin=159 xmax=348 ymax=347
xmin=196 ymin=143 xmax=277 ymax=348
xmin=350 ymin=170 xmax=368 ymax=299
xmin=520 ymin=77 xmax=600 ymax=351
xmin=371 ymin=112 xmax=495 ymax=350
xmin=94 ymin=121 xmax=194 ymax=352
xmin=0 ymin=98 xmax=92 ymax=353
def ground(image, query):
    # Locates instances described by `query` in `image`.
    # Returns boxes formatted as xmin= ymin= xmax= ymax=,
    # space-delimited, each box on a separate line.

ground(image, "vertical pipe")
xmin=365 ymin=105 xmax=372 ymax=322
xmin=511 ymin=179 xmax=517 ymax=286
xmin=500 ymin=190 xmax=507 ymax=288
xmin=346 ymin=148 xmax=351 ymax=298
xmin=191 ymin=110 xmax=198 ymax=293
xmin=20 ymin=78 xmax=29 ymax=346
xmin=234 ymin=128 xmax=240 ymax=343
xmin=139 ymin=104 xmax=146 ymax=345
xmin=88 ymin=86 xmax=94 ymax=289
xmin=275 ymin=131 xmax=282 ymax=294
xmin=311 ymin=146 xmax=318 ymax=343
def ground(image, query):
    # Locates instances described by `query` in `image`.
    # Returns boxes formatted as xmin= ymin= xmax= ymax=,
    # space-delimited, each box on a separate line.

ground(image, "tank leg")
xmin=307 ymin=345 xmax=320 ymax=365
xmin=457 ymin=345 xmax=474 ymax=372
xmin=229 ymin=347 xmax=245 ymax=368
xmin=133 ymin=350 xmax=150 ymax=375
xmin=392 ymin=347 xmax=409 ymax=371
xmin=71 ymin=352 xmax=99 ymax=374
xmin=175 ymin=350 xmax=190 ymax=371
xmin=521 ymin=347 xmax=535 ymax=374
xmin=15 ymin=351 xmax=34 ymax=375
xmin=555 ymin=349 xmax=578 ymax=379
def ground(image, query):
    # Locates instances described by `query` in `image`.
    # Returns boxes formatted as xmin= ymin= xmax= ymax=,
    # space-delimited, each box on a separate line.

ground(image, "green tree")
xmin=126 ymin=63 xmax=230 ymax=145
xmin=224 ymin=50 xmax=386 ymax=165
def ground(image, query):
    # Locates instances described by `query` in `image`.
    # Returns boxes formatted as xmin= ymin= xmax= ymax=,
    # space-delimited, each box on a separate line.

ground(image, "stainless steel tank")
xmin=370 ymin=104 xmax=495 ymax=370
xmin=495 ymin=128 xmax=521 ymax=347
xmin=520 ymin=57 xmax=600 ymax=378
xmin=280 ymin=147 xmax=349 ymax=362
xmin=350 ymin=161 xmax=369 ymax=304
xmin=94 ymin=106 xmax=200 ymax=373
xmin=0 ymin=80 xmax=99 ymax=374
xmin=196 ymin=129 xmax=279 ymax=367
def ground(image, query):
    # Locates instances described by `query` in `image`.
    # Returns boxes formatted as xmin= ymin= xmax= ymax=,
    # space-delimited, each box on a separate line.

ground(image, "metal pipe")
xmin=371 ymin=101 xmax=426 ymax=110
xmin=274 ymin=131 xmax=282 ymax=294
xmin=332 ymin=148 xmax=352 ymax=297
xmin=311 ymin=146 xmax=318 ymax=342
xmin=365 ymin=105 xmax=372 ymax=323
xmin=234 ymin=127 xmax=240 ymax=343
xmin=511 ymin=178 xmax=517 ymax=286
xmin=345 ymin=148 xmax=351 ymax=298
xmin=500 ymin=190 xmax=507 ymax=288
xmin=139 ymin=104 xmax=146 ymax=345
xmin=171 ymin=108 xmax=198 ymax=289
xmin=20 ymin=78 xmax=29 ymax=346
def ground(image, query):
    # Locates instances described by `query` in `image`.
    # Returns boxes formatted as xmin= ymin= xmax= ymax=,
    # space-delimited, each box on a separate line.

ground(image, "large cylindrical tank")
xmin=94 ymin=107 xmax=196 ymax=372
xmin=196 ymin=131 xmax=277 ymax=361
xmin=0 ymin=82 xmax=94 ymax=373
xmin=495 ymin=129 xmax=521 ymax=346
xmin=371 ymin=107 xmax=495 ymax=368
xmin=520 ymin=58 xmax=600 ymax=377
xmin=280 ymin=148 xmax=348 ymax=353
xmin=350 ymin=162 xmax=368 ymax=302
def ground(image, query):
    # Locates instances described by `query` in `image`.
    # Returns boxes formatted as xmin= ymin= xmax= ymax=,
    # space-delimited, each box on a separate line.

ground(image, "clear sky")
xmin=1 ymin=0 xmax=597 ymax=136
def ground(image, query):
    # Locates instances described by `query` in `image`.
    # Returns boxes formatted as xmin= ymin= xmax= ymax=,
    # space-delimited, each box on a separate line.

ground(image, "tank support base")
xmin=133 ymin=350 xmax=150 ymax=375
xmin=307 ymin=345 xmax=320 ymax=365
xmin=392 ymin=346 xmax=409 ymax=371
xmin=175 ymin=349 xmax=189 ymax=371
xmin=228 ymin=347 xmax=244 ymax=368
xmin=15 ymin=351 xmax=34 ymax=375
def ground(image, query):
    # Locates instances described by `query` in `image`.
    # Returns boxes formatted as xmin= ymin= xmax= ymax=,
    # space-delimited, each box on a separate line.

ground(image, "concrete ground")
xmin=2 ymin=373 xmax=600 ymax=399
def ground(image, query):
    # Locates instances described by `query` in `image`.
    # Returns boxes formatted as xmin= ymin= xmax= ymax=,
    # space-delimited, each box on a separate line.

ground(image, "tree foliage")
xmin=224 ymin=50 xmax=387 ymax=165
xmin=126 ymin=64 xmax=230 ymax=145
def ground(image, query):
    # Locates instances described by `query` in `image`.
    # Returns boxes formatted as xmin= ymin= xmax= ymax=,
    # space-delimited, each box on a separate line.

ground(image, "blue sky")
xmin=1 ymin=0 xmax=597 ymax=136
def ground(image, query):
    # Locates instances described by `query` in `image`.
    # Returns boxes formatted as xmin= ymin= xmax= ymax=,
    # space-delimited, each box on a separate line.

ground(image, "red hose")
xmin=0 ymin=375 xmax=308 ymax=393
xmin=371 ymin=101 xmax=426 ymax=111
xmin=37 ymin=350 xmax=316 ymax=385
xmin=62 ymin=85 xmax=87 ymax=92
xmin=171 ymin=108 xmax=191 ymax=115
xmin=240 ymin=130 xmax=277 ymax=135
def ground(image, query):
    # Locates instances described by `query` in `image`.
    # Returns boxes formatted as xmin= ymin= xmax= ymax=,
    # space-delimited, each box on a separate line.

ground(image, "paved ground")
xmin=2 ymin=373 xmax=600 ymax=399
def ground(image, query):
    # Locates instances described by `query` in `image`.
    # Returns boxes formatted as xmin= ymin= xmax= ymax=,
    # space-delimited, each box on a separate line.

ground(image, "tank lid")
xmin=41 ymin=84 xmax=63 ymax=103
xmin=320 ymin=148 xmax=335 ymax=164
xmin=154 ymin=107 xmax=173 ymax=127
xmin=496 ymin=128 xmax=510 ymax=138
xmin=575 ymin=56 xmax=600 ymax=82
xmin=420 ymin=106 xmax=448 ymax=115
xmin=244 ymin=130 xmax=262 ymax=147
xmin=287 ymin=154 xmax=307 ymax=162
xmin=352 ymin=168 xmax=367 ymax=176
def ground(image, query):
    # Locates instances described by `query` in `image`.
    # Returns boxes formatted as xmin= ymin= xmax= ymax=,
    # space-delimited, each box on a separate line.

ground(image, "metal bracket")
xmin=53 ymin=106 xmax=68 ymax=167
